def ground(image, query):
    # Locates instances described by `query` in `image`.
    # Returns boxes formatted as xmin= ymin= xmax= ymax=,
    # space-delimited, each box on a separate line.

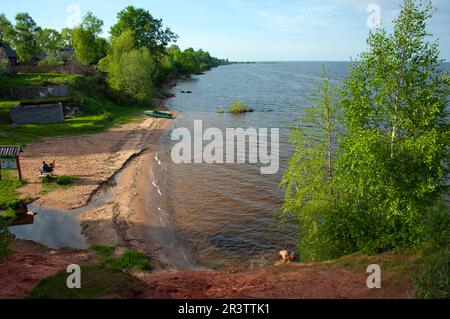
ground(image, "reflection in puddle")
xmin=9 ymin=173 xmax=119 ymax=250
xmin=10 ymin=204 xmax=88 ymax=249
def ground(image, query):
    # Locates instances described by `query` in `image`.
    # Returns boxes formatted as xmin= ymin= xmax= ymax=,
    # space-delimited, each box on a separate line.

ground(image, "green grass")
xmin=0 ymin=171 xmax=23 ymax=209
xmin=28 ymin=263 xmax=144 ymax=299
xmin=40 ymin=175 xmax=80 ymax=194
xmin=109 ymin=250 xmax=151 ymax=272
xmin=0 ymin=72 xmax=147 ymax=146
xmin=90 ymin=245 xmax=151 ymax=272
xmin=0 ymin=96 xmax=145 ymax=145
xmin=414 ymin=248 xmax=449 ymax=299
xmin=90 ymin=245 xmax=116 ymax=260
xmin=29 ymin=247 xmax=151 ymax=299
xmin=0 ymin=73 xmax=81 ymax=96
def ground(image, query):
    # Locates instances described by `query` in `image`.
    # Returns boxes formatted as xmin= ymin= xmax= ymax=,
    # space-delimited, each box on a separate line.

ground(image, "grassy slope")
xmin=29 ymin=247 xmax=150 ymax=299
xmin=0 ymin=171 xmax=23 ymax=209
xmin=0 ymin=73 xmax=147 ymax=145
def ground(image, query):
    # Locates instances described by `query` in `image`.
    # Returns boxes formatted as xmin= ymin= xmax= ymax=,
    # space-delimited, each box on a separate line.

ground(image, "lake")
xmin=158 ymin=62 xmax=350 ymax=270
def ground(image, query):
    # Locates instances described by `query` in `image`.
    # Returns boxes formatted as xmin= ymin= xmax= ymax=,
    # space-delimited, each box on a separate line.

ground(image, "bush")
xmin=228 ymin=101 xmax=253 ymax=113
xmin=415 ymin=248 xmax=450 ymax=299
xmin=109 ymin=250 xmax=151 ymax=272
xmin=0 ymin=208 xmax=15 ymax=260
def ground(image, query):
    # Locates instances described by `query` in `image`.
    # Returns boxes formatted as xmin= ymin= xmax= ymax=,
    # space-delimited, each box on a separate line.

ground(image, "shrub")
xmin=414 ymin=248 xmax=450 ymax=299
xmin=109 ymin=250 xmax=151 ymax=272
xmin=0 ymin=208 xmax=15 ymax=260
xmin=228 ymin=100 xmax=252 ymax=113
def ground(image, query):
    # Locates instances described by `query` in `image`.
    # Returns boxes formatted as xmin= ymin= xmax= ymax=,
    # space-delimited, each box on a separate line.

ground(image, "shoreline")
xmin=16 ymin=92 xmax=200 ymax=270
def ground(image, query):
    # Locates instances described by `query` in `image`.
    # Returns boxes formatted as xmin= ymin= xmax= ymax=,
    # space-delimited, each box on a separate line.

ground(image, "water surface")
xmin=159 ymin=62 xmax=350 ymax=270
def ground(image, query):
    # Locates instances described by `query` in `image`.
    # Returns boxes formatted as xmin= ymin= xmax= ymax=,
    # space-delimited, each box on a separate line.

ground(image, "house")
xmin=0 ymin=42 xmax=18 ymax=66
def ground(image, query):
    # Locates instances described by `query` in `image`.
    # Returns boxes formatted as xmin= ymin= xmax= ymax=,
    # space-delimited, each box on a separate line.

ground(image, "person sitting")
xmin=42 ymin=161 xmax=52 ymax=173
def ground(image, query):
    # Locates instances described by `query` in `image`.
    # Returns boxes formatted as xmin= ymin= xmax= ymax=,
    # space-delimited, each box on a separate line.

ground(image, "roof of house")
xmin=0 ymin=145 xmax=22 ymax=157
xmin=0 ymin=42 xmax=17 ymax=58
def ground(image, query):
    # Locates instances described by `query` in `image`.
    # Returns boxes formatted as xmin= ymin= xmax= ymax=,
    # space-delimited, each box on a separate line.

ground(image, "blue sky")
xmin=1 ymin=0 xmax=449 ymax=61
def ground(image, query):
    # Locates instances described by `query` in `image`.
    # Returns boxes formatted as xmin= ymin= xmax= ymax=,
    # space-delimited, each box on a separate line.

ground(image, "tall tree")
xmin=60 ymin=27 xmax=73 ymax=48
xmin=338 ymin=0 xmax=449 ymax=252
xmin=13 ymin=13 xmax=41 ymax=63
xmin=81 ymin=11 xmax=103 ymax=37
xmin=110 ymin=6 xmax=177 ymax=51
xmin=72 ymin=26 xmax=97 ymax=66
xmin=99 ymin=30 xmax=156 ymax=104
xmin=37 ymin=28 xmax=63 ymax=54
xmin=72 ymin=12 xmax=105 ymax=65
xmin=0 ymin=14 xmax=15 ymax=44
xmin=280 ymin=71 xmax=349 ymax=261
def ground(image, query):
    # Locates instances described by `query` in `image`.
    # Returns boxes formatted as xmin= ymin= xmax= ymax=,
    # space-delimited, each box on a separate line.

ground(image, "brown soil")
xmin=0 ymin=240 xmax=415 ymax=299
xmin=139 ymin=266 xmax=413 ymax=299
xmin=0 ymin=240 xmax=95 ymax=299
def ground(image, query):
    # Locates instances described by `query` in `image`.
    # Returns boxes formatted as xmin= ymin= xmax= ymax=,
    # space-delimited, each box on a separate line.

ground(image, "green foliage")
xmin=0 ymin=14 xmax=15 ymax=44
xmin=280 ymin=71 xmax=353 ymax=261
xmin=13 ymin=13 xmax=41 ymax=64
xmin=99 ymin=31 xmax=156 ymax=105
xmin=281 ymin=0 xmax=450 ymax=262
xmin=109 ymin=250 xmax=151 ymax=272
xmin=81 ymin=11 xmax=103 ymax=37
xmin=90 ymin=245 xmax=115 ymax=259
xmin=110 ymin=6 xmax=177 ymax=51
xmin=55 ymin=175 xmax=79 ymax=185
xmin=91 ymin=245 xmax=150 ymax=271
xmin=338 ymin=0 xmax=449 ymax=253
xmin=72 ymin=26 xmax=97 ymax=66
xmin=0 ymin=211 xmax=13 ymax=260
xmin=60 ymin=27 xmax=73 ymax=48
xmin=228 ymin=100 xmax=252 ymax=113
xmin=0 ymin=55 xmax=10 ymax=74
xmin=414 ymin=248 xmax=450 ymax=299
xmin=37 ymin=28 xmax=63 ymax=55
xmin=0 ymin=171 xmax=23 ymax=210
xmin=0 ymin=73 xmax=145 ymax=145
xmin=41 ymin=175 xmax=80 ymax=193
xmin=0 ymin=173 xmax=19 ymax=260
xmin=162 ymin=45 xmax=227 ymax=80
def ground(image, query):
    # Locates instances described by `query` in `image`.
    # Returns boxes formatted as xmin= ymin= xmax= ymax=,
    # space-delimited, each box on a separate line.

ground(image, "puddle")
xmin=10 ymin=204 xmax=88 ymax=249
xmin=9 ymin=174 xmax=119 ymax=250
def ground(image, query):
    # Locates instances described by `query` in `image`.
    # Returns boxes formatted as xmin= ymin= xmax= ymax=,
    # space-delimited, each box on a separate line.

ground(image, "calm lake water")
xmin=159 ymin=62 xmax=350 ymax=270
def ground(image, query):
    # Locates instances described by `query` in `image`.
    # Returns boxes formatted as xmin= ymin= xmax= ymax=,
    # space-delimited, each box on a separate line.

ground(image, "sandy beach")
xmin=14 ymin=97 xmax=198 ymax=270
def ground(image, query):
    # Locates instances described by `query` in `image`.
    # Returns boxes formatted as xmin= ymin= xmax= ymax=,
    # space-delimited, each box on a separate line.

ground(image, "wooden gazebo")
xmin=0 ymin=146 xmax=23 ymax=181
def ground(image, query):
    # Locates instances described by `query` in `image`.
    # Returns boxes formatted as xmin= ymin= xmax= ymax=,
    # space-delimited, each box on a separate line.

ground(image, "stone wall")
xmin=10 ymin=85 xmax=70 ymax=100
xmin=10 ymin=103 xmax=64 ymax=124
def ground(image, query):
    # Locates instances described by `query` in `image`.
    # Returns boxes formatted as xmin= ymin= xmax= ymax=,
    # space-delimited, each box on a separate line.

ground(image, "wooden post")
xmin=16 ymin=156 xmax=22 ymax=181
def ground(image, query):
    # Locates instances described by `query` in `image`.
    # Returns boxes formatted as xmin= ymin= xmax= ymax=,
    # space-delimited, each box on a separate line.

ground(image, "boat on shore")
xmin=144 ymin=110 xmax=173 ymax=119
